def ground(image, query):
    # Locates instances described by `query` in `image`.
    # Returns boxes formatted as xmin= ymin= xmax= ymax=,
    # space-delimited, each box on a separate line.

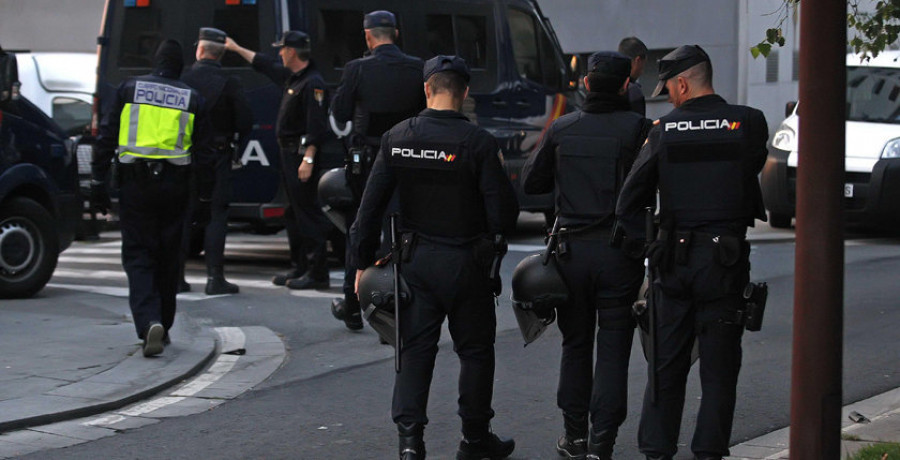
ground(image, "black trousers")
xmin=279 ymin=143 xmax=332 ymax=277
xmin=180 ymin=153 xmax=232 ymax=276
xmin=555 ymin=236 xmax=644 ymax=435
xmin=118 ymin=163 xmax=189 ymax=338
xmin=342 ymin=189 xmax=396 ymax=306
xmin=638 ymin=238 xmax=749 ymax=458
xmin=392 ymin=239 xmax=497 ymax=435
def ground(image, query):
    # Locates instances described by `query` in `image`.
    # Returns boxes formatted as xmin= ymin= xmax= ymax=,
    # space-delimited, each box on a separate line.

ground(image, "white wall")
xmin=0 ymin=0 xmax=106 ymax=52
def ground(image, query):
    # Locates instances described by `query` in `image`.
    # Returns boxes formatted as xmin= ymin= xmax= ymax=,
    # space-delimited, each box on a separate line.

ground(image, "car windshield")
xmin=847 ymin=66 xmax=900 ymax=124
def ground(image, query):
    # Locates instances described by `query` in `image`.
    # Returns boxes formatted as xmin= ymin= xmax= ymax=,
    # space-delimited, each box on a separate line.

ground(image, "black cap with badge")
xmin=364 ymin=10 xmax=397 ymax=29
xmin=197 ymin=27 xmax=226 ymax=44
xmin=651 ymin=44 xmax=711 ymax=97
xmin=272 ymin=30 xmax=310 ymax=50
xmin=423 ymin=55 xmax=470 ymax=83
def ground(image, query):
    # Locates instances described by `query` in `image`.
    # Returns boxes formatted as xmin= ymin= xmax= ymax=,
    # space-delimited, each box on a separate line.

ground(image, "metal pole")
xmin=790 ymin=0 xmax=845 ymax=458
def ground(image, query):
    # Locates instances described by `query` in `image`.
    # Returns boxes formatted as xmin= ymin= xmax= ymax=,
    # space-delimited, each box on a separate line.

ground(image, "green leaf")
xmin=766 ymin=28 xmax=779 ymax=43
xmin=758 ymin=43 xmax=772 ymax=57
xmin=750 ymin=46 xmax=761 ymax=59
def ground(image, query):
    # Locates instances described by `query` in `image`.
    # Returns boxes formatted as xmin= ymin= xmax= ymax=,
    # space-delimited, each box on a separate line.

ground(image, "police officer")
xmin=179 ymin=27 xmax=252 ymax=295
xmin=90 ymin=39 xmax=214 ymax=357
xmin=615 ymin=45 xmax=768 ymax=460
xmin=331 ymin=10 xmax=425 ymax=331
xmin=226 ymin=31 xmax=335 ymax=290
xmin=617 ymin=37 xmax=648 ymax=116
xmin=521 ymin=51 xmax=650 ymax=460
xmin=350 ymin=56 xmax=518 ymax=460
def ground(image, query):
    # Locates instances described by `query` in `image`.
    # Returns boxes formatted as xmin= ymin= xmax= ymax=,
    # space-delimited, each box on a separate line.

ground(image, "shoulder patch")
xmin=314 ymin=88 xmax=325 ymax=106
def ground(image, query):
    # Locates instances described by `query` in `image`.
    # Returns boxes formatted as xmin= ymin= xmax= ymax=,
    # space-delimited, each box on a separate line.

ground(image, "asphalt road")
xmin=13 ymin=217 xmax=900 ymax=459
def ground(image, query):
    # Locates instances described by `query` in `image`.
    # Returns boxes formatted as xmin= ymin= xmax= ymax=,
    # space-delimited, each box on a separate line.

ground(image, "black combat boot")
xmin=397 ymin=422 xmax=425 ymax=460
xmin=456 ymin=425 xmax=515 ymax=460
xmin=205 ymin=267 xmax=239 ymax=295
xmin=557 ymin=412 xmax=588 ymax=459
xmin=585 ymin=429 xmax=615 ymax=460
xmin=332 ymin=297 xmax=364 ymax=330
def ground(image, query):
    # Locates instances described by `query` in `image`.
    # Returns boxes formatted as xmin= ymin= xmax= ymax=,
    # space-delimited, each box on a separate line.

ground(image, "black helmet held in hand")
xmin=357 ymin=262 xmax=411 ymax=347
xmin=510 ymin=253 xmax=569 ymax=345
xmin=317 ymin=167 xmax=354 ymax=233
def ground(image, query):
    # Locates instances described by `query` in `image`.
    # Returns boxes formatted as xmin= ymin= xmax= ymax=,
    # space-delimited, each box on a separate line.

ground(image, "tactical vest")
xmin=554 ymin=110 xmax=645 ymax=220
xmin=657 ymin=104 xmax=756 ymax=224
xmin=352 ymin=54 xmax=423 ymax=146
xmin=117 ymin=77 xmax=199 ymax=165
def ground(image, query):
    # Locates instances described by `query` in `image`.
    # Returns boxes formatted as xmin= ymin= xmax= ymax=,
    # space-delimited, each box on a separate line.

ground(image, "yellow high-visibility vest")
xmin=117 ymin=80 xmax=195 ymax=165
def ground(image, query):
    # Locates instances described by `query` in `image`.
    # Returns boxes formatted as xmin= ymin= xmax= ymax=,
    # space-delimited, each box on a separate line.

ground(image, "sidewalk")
xmin=0 ymin=290 xmax=217 ymax=434
xmin=729 ymin=387 xmax=900 ymax=458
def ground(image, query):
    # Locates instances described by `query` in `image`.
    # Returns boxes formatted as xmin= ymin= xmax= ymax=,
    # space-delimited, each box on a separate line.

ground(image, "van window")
xmin=847 ymin=66 xmax=900 ymax=123
xmin=507 ymin=8 xmax=560 ymax=89
xmin=52 ymin=97 xmax=92 ymax=135
xmin=426 ymin=15 xmax=455 ymax=57
xmin=425 ymin=14 xmax=487 ymax=69
xmin=317 ymin=9 xmax=367 ymax=71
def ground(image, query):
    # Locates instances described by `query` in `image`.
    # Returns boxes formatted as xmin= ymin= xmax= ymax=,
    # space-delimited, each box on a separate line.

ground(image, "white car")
xmin=15 ymin=52 xmax=95 ymax=136
xmin=761 ymin=51 xmax=900 ymax=228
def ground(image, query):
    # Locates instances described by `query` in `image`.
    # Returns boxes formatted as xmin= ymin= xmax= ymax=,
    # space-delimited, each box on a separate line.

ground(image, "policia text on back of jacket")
xmin=90 ymin=0 xmax=575 ymax=227
xmin=616 ymin=45 xmax=769 ymax=460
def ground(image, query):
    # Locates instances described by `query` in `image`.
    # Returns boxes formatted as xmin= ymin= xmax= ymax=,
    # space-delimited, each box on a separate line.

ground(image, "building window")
xmin=792 ymin=50 xmax=799 ymax=81
xmin=766 ymin=50 xmax=780 ymax=83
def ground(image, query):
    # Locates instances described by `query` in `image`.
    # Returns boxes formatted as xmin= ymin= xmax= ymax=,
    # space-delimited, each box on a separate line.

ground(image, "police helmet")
xmin=318 ymin=167 xmax=354 ymax=233
xmin=510 ymin=253 xmax=569 ymax=344
xmin=357 ymin=262 xmax=411 ymax=347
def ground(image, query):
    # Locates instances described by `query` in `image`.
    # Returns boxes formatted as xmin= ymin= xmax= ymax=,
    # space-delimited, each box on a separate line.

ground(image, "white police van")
xmin=761 ymin=51 xmax=900 ymax=228
xmin=14 ymin=52 xmax=95 ymax=137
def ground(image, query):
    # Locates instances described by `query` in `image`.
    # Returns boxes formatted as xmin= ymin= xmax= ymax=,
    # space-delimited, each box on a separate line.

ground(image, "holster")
xmin=741 ymin=281 xmax=768 ymax=331
xmin=399 ymin=232 xmax=417 ymax=263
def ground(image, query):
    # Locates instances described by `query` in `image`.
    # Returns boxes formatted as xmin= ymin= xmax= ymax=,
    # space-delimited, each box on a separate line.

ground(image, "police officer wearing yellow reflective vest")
xmin=91 ymin=40 xmax=214 ymax=357
xmin=521 ymin=51 xmax=651 ymax=460
xmin=350 ymin=56 xmax=518 ymax=460
xmin=616 ymin=45 xmax=768 ymax=460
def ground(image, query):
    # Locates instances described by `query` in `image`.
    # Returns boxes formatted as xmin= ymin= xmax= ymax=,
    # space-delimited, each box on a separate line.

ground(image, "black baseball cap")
xmin=587 ymin=51 xmax=631 ymax=79
xmin=197 ymin=27 xmax=226 ymax=45
xmin=651 ymin=45 xmax=710 ymax=97
xmin=423 ymin=55 xmax=470 ymax=83
xmin=272 ymin=30 xmax=310 ymax=50
xmin=364 ymin=10 xmax=396 ymax=29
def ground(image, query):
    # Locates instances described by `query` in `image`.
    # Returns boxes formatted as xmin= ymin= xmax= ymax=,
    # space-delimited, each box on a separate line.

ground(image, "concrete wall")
xmin=0 ymin=0 xmax=106 ymax=52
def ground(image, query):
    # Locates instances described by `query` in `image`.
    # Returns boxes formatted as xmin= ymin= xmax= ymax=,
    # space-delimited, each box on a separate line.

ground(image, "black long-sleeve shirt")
xmin=252 ymin=54 xmax=330 ymax=147
xmin=182 ymin=59 xmax=252 ymax=146
xmin=350 ymin=109 xmax=519 ymax=269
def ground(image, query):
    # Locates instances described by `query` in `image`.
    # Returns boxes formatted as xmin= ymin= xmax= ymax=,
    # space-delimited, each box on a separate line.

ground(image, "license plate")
xmin=844 ymin=183 xmax=854 ymax=198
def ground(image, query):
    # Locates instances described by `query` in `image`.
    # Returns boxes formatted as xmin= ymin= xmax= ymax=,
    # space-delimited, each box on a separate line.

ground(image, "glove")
xmin=195 ymin=198 xmax=212 ymax=226
xmin=89 ymin=181 xmax=111 ymax=215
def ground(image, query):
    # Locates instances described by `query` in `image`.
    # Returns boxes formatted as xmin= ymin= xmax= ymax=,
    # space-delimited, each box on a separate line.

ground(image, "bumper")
xmin=761 ymin=147 xmax=900 ymax=226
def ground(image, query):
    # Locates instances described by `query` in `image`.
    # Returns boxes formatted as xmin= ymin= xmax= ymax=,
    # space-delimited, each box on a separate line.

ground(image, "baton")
xmin=390 ymin=213 xmax=402 ymax=373
xmin=645 ymin=206 xmax=658 ymax=405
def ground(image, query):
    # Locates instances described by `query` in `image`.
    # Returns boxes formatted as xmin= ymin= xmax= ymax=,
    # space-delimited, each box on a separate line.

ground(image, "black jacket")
xmin=252 ymin=54 xmax=331 ymax=147
xmin=182 ymin=59 xmax=252 ymax=146
xmin=350 ymin=109 xmax=518 ymax=269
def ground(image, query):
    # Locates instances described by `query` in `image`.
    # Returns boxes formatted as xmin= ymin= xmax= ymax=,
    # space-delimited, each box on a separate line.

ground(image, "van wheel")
xmin=0 ymin=197 xmax=60 ymax=298
xmin=769 ymin=212 xmax=793 ymax=229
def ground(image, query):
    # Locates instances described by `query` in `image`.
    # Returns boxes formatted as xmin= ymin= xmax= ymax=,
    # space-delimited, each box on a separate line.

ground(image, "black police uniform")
xmin=180 ymin=28 xmax=253 ymax=293
xmin=627 ymin=81 xmax=646 ymax=116
xmin=521 ymin=51 xmax=651 ymax=458
xmin=616 ymin=49 xmax=768 ymax=459
xmin=252 ymin=37 xmax=335 ymax=286
xmin=349 ymin=57 xmax=518 ymax=459
xmin=93 ymin=40 xmax=214 ymax=346
xmin=332 ymin=13 xmax=425 ymax=325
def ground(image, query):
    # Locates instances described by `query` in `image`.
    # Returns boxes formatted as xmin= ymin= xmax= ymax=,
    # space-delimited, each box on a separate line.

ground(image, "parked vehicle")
xmin=91 ymin=0 xmax=576 ymax=226
xmin=0 ymin=51 xmax=79 ymax=298
xmin=15 ymin=52 xmax=95 ymax=137
xmin=762 ymin=51 xmax=900 ymax=229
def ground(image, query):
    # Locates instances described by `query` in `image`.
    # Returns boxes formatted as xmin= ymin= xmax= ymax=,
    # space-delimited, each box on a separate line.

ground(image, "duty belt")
xmin=657 ymin=229 xmax=744 ymax=246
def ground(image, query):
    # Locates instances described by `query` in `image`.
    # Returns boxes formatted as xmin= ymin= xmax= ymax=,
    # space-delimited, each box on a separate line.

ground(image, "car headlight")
xmin=771 ymin=124 xmax=797 ymax=152
xmin=881 ymin=138 xmax=900 ymax=159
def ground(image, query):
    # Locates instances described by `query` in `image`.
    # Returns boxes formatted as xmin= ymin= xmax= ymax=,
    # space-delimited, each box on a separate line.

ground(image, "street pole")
xmin=790 ymin=0 xmax=846 ymax=458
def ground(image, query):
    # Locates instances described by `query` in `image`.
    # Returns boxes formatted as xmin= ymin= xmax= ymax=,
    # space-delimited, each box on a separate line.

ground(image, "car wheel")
xmin=769 ymin=212 xmax=793 ymax=229
xmin=0 ymin=197 xmax=60 ymax=298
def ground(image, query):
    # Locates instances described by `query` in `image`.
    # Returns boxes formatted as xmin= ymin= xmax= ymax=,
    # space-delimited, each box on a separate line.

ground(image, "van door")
xmin=498 ymin=1 xmax=569 ymax=213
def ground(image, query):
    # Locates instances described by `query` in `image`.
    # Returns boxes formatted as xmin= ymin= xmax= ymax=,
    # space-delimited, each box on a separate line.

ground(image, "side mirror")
xmin=0 ymin=51 xmax=21 ymax=103
xmin=785 ymin=100 xmax=797 ymax=118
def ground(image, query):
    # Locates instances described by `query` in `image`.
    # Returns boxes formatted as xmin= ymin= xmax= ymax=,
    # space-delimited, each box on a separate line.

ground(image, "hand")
xmin=89 ymin=182 xmax=111 ymax=215
xmin=354 ymin=269 xmax=364 ymax=296
xmin=298 ymin=160 xmax=313 ymax=182
xmin=195 ymin=199 xmax=212 ymax=225
xmin=224 ymin=37 xmax=237 ymax=52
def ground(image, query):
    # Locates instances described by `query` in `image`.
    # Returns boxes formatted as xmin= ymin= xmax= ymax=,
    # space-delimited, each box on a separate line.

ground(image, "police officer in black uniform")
xmin=226 ymin=31 xmax=335 ymax=290
xmin=179 ymin=27 xmax=252 ymax=295
xmin=91 ymin=40 xmax=214 ymax=357
xmin=521 ymin=51 xmax=650 ymax=460
xmin=615 ymin=45 xmax=768 ymax=460
xmin=350 ymin=56 xmax=518 ymax=460
xmin=617 ymin=37 xmax=648 ymax=116
xmin=331 ymin=10 xmax=425 ymax=331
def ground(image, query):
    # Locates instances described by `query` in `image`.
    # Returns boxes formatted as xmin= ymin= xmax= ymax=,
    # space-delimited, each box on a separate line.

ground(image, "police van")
xmin=90 ymin=0 xmax=575 ymax=227
xmin=762 ymin=51 xmax=900 ymax=229
xmin=1 ymin=51 xmax=80 ymax=298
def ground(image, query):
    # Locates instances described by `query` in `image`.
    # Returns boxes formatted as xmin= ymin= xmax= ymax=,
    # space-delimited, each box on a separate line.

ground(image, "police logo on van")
xmin=134 ymin=81 xmax=191 ymax=111
xmin=664 ymin=119 xmax=741 ymax=132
